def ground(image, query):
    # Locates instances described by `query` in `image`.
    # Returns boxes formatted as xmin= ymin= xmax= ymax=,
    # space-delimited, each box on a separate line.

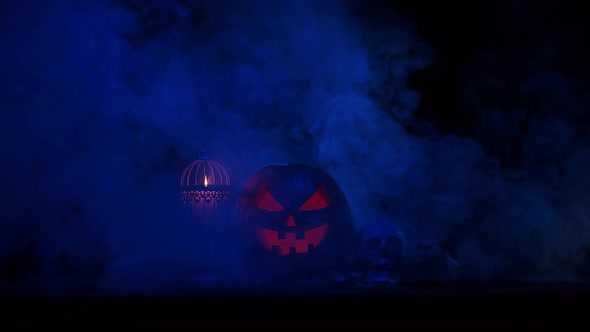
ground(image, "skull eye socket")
xmin=298 ymin=185 xmax=330 ymax=211
xmin=365 ymin=237 xmax=381 ymax=250
xmin=254 ymin=188 xmax=284 ymax=212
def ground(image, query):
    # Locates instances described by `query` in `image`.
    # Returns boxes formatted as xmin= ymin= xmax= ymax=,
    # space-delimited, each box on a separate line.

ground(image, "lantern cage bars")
xmin=180 ymin=153 xmax=231 ymax=222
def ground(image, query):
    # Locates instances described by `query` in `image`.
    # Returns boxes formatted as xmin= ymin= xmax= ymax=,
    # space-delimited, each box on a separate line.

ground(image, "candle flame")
xmin=204 ymin=175 xmax=208 ymax=187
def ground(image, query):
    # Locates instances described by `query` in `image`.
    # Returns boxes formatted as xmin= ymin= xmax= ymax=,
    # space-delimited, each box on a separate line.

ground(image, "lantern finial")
xmin=198 ymin=147 xmax=208 ymax=160
xmin=197 ymin=139 xmax=209 ymax=160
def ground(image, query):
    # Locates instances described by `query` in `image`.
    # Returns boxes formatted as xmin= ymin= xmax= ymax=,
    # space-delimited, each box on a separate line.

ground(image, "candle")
xmin=180 ymin=151 xmax=230 ymax=223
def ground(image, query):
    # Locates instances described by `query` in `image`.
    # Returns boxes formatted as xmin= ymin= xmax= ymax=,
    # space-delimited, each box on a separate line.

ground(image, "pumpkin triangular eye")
xmin=254 ymin=188 xmax=284 ymax=211
xmin=298 ymin=185 xmax=330 ymax=211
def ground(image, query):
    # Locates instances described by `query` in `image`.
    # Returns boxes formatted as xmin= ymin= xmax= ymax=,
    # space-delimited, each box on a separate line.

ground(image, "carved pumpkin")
xmin=235 ymin=163 xmax=355 ymax=274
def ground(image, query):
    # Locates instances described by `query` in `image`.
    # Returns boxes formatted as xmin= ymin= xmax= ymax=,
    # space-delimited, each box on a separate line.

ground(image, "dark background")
xmin=0 ymin=0 xmax=589 ymax=294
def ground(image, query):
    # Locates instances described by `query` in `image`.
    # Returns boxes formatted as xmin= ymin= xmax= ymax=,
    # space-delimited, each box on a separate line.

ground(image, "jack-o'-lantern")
xmin=235 ymin=163 xmax=355 ymax=274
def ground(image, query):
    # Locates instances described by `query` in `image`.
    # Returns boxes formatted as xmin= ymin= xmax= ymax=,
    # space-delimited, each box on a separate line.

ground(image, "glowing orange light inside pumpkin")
xmin=204 ymin=175 xmax=208 ymax=187
xmin=298 ymin=185 xmax=330 ymax=211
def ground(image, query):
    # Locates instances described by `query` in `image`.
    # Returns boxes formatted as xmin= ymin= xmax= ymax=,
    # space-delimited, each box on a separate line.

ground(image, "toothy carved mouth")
xmin=256 ymin=225 xmax=328 ymax=255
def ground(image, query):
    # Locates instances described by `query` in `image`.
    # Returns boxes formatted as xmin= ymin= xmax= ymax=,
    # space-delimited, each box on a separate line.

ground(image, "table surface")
xmin=2 ymin=277 xmax=590 ymax=295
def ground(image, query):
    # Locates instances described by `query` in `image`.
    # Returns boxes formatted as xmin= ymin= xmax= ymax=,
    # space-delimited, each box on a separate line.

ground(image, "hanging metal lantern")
xmin=180 ymin=149 xmax=231 ymax=223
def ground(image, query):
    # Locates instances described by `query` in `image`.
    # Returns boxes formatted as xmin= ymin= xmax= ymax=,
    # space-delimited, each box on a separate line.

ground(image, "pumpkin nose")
xmin=285 ymin=213 xmax=296 ymax=227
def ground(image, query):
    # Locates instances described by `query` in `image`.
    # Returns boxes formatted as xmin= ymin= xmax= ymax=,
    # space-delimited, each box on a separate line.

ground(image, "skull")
xmin=357 ymin=220 xmax=406 ymax=270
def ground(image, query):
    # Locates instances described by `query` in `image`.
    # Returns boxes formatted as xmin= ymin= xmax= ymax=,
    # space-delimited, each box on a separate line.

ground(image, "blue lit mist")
xmin=1 ymin=0 xmax=589 ymax=293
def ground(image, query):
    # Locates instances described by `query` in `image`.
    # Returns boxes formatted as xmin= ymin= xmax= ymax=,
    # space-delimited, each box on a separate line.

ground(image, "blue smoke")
xmin=1 ymin=0 xmax=588 ymax=293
